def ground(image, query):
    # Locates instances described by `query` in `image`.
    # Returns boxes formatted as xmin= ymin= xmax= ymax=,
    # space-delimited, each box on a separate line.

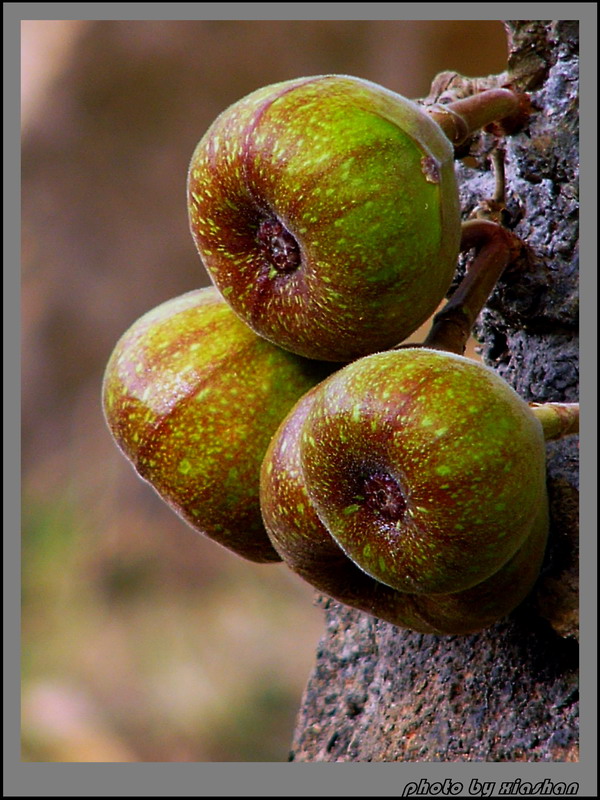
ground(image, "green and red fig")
xmin=102 ymin=287 xmax=332 ymax=563
xmin=260 ymin=348 xmax=570 ymax=633
xmin=187 ymin=74 xmax=462 ymax=362
xmin=260 ymin=385 xmax=446 ymax=633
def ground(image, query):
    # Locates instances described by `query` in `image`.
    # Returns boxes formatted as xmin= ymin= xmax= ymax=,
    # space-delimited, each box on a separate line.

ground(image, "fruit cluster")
xmin=103 ymin=75 xmax=578 ymax=634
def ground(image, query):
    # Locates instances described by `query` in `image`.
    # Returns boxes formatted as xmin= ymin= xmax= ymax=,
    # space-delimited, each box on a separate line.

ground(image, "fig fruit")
xmin=187 ymin=74 xmax=462 ymax=361
xmin=102 ymin=287 xmax=332 ymax=563
xmin=260 ymin=348 xmax=576 ymax=633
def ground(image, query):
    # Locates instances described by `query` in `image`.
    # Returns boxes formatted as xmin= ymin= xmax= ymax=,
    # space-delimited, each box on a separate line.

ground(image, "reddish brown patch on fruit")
xmin=420 ymin=155 xmax=440 ymax=184
xmin=361 ymin=471 xmax=407 ymax=521
xmin=257 ymin=217 xmax=301 ymax=273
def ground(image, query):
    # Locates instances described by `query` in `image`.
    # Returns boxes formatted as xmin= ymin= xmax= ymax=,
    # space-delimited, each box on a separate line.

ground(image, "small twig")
xmin=397 ymin=219 xmax=521 ymax=356
xmin=491 ymin=146 xmax=507 ymax=204
xmin=471 ymin=147 xmax=509 ymax=225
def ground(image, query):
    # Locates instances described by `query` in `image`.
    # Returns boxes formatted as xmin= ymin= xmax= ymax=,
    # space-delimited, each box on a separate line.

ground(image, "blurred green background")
xmin=21 ymin=19 xmax=509 ymax=762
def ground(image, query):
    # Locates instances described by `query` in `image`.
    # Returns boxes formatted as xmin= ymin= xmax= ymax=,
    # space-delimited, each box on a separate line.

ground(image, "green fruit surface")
xmin=260 ymin=375 xmax=549 ymax=634
xmin=102 ymin=287 xmax=331 ymax=562
xmin=260 ymin=385 xmax=442 ymax=633
xmin=188 ymin=74 xmax=461 ymax=362
xmin=298 ymin=348 xmax=548 ymax=595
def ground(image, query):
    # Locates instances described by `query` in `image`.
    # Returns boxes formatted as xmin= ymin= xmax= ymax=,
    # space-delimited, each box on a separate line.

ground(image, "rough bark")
xmin=290 ymin=21 xmax=579 ymax=763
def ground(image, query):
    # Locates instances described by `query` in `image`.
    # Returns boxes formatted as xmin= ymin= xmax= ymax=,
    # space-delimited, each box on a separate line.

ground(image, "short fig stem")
xmin=530 ymin=402 xmax=580 ymax=441
xmin=420 ymin=219 xmax=522 ymax=355
xmin=426 ymin=88 xmax=524 ymax=146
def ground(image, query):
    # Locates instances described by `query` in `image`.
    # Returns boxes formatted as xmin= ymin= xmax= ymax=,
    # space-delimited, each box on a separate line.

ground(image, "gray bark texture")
xmin=289 ymin=21 xmax=579 ymax=763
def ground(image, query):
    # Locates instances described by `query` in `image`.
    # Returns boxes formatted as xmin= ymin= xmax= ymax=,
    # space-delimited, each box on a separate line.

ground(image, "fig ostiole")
xmin=260 ymin=347 xmax=578 ymax=634
xmin=102 ymin=286 xmax=333 ymax=563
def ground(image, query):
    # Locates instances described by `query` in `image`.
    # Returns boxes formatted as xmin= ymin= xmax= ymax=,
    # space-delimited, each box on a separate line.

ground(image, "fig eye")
xmin=257 ymin=217 xmax=301 ymax=273
xmin=360 ymin=470 xmax=407 ymax=522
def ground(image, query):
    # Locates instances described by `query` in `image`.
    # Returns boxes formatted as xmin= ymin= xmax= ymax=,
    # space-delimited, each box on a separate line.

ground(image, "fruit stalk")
xmin=530 ymin=402 xmax=580 ymax=441
xmin=413 ymin=218 xmax=522 ymax=355
xmin=426 ymin=88 xmax=526 ymax=145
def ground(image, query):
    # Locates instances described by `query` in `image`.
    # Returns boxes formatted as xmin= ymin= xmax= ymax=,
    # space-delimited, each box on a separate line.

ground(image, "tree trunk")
xmin=289 ymin=20 xmax=579 ymax=763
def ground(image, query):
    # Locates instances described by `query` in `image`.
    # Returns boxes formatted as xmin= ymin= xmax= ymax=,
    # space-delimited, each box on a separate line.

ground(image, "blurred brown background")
xmin=21 ymin=19 xmax=509 ymax=762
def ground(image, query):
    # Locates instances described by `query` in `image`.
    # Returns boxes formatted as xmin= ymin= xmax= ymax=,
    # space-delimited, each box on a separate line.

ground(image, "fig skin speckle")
xmin=102 ymin=286 xmax=333 ymax=563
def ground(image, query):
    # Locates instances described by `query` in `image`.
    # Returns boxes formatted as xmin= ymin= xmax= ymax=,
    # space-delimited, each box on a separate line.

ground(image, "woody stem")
xmin=421 ymin=219 xmax=521 ymax=355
